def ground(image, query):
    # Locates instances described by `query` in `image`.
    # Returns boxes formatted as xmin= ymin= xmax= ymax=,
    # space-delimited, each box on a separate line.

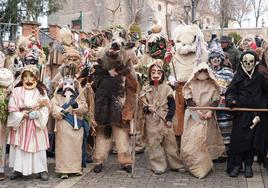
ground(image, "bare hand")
xmin=108 ymin=68 xmax=118 ymax=77
xmin=197 ymin=110 xmax=205 ymax=121
xmin=166 ymin=121 xmax=172 ymax=128
xmin=204 ymin=111 xmax=212 ymax=120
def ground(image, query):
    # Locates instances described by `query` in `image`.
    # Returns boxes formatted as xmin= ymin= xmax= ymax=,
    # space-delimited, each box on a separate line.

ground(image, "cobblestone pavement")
xmin=1 ymin=153 xmax=268 ymax=188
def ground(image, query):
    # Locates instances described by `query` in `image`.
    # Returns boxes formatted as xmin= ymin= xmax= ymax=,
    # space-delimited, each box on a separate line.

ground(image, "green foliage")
xmin=228 ymin=32 xmax=242 ymax=45
xmin=0 ymin=88 xmax=8 ymax=122
xmin=42 ymin=46 xmax=49 ymax=59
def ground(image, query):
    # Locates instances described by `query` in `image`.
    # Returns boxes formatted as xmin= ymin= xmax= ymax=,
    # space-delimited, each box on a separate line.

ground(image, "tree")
xmin=231 ymin=0 xmax=252 ymax=27
xmin=105 ymin=0 xmax=121 ymax=24
xmin=20 ymin=0 xmax=64 ymax=21
xmin=91 ymin=0 xmax=105 ymax=30
xmin=250 ymin=0 xmax=268 ymax=27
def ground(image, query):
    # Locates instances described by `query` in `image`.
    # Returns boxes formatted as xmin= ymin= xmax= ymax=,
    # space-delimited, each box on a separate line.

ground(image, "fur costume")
xmin=93 ymin=28 xmax=138 ymax=172
xmin=169 ymin=24 xmax=208 ymax=135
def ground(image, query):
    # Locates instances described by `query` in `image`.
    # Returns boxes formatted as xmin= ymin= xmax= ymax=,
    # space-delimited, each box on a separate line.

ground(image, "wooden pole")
xmin=189 ymin=106 xmax=268 ymax=112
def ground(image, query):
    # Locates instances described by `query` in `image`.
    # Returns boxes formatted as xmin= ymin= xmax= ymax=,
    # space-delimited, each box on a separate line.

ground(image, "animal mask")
xmin=60 ymin=28 xmax=73 ymax=46
xmin=173 ymin=25 xmax=203 ymax=55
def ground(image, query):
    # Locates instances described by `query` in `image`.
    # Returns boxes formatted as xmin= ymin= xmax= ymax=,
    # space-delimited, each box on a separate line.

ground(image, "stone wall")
xmin=202 ymin=27 xmax=268 ymax=42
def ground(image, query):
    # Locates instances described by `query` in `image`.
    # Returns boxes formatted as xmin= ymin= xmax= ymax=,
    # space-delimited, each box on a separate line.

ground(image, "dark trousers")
xmin=234 ymin=149 xmax=255 ymax=167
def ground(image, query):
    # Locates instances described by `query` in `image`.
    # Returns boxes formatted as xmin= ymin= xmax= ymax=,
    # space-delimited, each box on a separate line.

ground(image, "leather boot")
xmin=244 ymin=166 xmax=253 ymax=178
xmin=94 ymin=164 xmax=103 ymax=173
xmin=229 ymin=166 xmax=240 ymax=177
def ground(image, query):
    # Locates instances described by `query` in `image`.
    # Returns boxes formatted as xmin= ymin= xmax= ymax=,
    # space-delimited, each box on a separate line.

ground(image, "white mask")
xmin=242 ymin=54 xmax=255 ymax=72
xmin=241 ymin=53 xmax=257 ymax=79
xmin=196 ymin=70 xmax=209 ymax=80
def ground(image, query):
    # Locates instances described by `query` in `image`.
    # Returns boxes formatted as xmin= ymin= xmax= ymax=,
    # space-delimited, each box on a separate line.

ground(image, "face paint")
xmin=150 ymin=65 xmax=163 ymax=86
xmin=210 ymin=56 xmax=221 ymax=67
xmin=242 ymin=54 xmax=255 ymax=72
xmin=22 ymin=71 xmax=37 ymax=90
xmin=196 ymin=69 xmax=209 ymax=80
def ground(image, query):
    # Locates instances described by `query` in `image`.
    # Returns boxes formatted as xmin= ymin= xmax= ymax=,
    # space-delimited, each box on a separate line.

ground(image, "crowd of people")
xmin=0 ymin=23 xmax=267 ymax=182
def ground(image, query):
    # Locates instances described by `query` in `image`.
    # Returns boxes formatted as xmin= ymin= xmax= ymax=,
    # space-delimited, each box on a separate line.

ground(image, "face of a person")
xmin=242 ymin=54 xmax=255 ymax=72
xmin=8 ymin=42 xmax=16 ymax=52
xmin=221 ymin=42 xmax=228 ymax=49
xmin=150 ymin=65 xmax=163 ymax=81
xmin=22 ymin=71 xmax=37 ymax=90
xmin=210 ymin=57 xmax=221 ymax=67
xmin=196 ymin=69 xmax=209 ymax=80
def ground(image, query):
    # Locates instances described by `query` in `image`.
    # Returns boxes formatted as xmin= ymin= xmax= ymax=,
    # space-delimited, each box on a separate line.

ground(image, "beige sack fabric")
xmin=181 ymin=109 xmax=213 ymax=179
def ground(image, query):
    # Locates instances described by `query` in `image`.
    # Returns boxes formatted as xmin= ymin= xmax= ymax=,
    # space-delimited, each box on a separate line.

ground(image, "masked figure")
xmin=4 ymin=41 xmax=17 ymax=71
xmin=169 ymin=24 xmax=208 ymax=136
xmin=226 ymin=50 xmax=268 ymax=178
xmin=93 ymin=28 xmax=138 ymax=174
xmin=140 ymin=59 xmax=185 ymax=175
xmin=51 ymin=70 xmax=88 ymax=179
xmin=181 ymin=62 xmax=224 ymax=179
xmin=7 ymin=65 xmax=50 ymax=181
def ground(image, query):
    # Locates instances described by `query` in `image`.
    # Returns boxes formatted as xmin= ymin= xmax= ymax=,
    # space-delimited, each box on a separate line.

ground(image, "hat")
xmin=21 ymin=64 xmax=40 ymax=80
xmin=220 ymin=35 xmax=230 ymax=43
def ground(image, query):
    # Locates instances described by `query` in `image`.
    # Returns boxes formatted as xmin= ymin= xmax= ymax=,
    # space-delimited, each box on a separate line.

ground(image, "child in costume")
xmin=208 ymin=39 xmax=234 ymax=156
xmin=181 ymin=62 xmax=225 ymax=178
xmin=7 ymin=65 xmax=50 ymax=181
xmin=140 ymin=59 xmax=185 ymax=175
xmin=51 ymin=54 xmax=89 ymax=179
xmin=226 ymin=50 xmax=268 ymax=178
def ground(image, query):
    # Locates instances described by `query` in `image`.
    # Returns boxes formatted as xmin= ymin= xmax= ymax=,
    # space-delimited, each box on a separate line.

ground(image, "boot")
xmin=229 ymin=166 xmax=240 ymax=177
xmin=39 ymin=171 xmax=49 ymax=181
xmin=122 ymin=165 xmax=132 ymax=173
xmin=244 ymin=166 xmax=253 ymax=178
xmin=0 ymin=173 xmax=5 ymax=181
xmin=10 ymin=171 xmax=23 ymax=180
xmin=93 ymin=164 xmax=103 ymax=173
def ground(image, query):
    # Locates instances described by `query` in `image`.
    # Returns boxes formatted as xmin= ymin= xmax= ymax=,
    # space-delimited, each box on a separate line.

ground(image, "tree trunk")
xmin=256 ymin=16 xmax=259 ymax=27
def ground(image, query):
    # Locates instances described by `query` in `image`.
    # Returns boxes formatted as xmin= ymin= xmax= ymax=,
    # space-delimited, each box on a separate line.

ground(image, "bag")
xmin=181 ymin=110 xmax=213 ymax=179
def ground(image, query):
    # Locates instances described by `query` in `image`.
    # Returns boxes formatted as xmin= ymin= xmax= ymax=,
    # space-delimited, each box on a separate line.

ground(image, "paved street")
xmin=1 ymin=153 xmax=268 ymax=188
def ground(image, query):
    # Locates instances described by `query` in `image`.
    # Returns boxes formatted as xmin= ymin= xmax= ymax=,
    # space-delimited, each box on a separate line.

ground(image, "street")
xmin=1 ymin=152 xmax=268 ymax=188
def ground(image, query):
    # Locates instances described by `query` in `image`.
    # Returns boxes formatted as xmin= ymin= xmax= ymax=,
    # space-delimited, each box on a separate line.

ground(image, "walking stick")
xmin=137 ymin=95 xmax=168 ymax=127
xmin=130 ymin=92 xmax=140 ymax=177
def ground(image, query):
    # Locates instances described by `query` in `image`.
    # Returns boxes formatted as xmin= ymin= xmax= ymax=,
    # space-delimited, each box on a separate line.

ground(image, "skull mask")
xmin=241 ymin=53 xmax=257 ymax=79
xmin=242 ymin=54 xmax=255 ymax=72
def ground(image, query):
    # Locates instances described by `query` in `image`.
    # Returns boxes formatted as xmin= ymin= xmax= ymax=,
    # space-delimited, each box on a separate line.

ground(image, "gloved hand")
xmin=29 ymin=111 xmax=39 ymax=119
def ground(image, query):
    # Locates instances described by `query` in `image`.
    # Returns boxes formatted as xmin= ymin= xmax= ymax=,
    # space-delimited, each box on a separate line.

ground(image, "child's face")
xmin=150 ymin=65 xmax=163 ymax=81
xmin=210 ymin=57 xmax=221 ymax=67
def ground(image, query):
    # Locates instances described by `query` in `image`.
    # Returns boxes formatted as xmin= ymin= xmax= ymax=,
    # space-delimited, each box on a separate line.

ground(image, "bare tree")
xmin=250 ymin=0 xmax=268 ymax=27
xmin=92 ymin=0 xmax=105 ymax=30
xmin=124 ymin=0 xmax=145 ymax=24
xmin=105 ymin=0 xmax=121 ymax=24
xmin=231 ymin=0 xmax=252 ymax=27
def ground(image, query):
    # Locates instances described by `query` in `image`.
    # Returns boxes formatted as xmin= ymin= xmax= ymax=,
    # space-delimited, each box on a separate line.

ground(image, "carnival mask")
xmin=242 ymin=54 xmax=255 ymax=72
xmin=22 ymin=71 xmax=37 ymax=90
xmin=150 ymin=65 xmax=163 ymax=86
xmin=148 ymin=37 xmax=166 ymax=59
xmin=13 ymin=58 xmax=24 ymax=77
xmin=196 ymin=69 xmax=209 ymax=80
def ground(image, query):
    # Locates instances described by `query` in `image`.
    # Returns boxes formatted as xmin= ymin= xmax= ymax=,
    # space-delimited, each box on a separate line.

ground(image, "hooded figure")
xmin=225 ymin=50 xmax=268 ymax=178
xmin=140 ymin=59 xmax=185 ymax=175
xmin=51 ymin=70 xmax=89 ymax=179
xmin=7 ymin=65 xmax=50 ymax=181
xmin=181 ymin=62 xmax=225 ymax=179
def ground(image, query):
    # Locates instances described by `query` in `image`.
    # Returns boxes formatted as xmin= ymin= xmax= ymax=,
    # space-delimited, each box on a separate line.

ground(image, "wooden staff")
xmin=188 ymin=107 xmax=268 ymax=112
xmin=137 ymin=95 xmax=168 ymax=126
